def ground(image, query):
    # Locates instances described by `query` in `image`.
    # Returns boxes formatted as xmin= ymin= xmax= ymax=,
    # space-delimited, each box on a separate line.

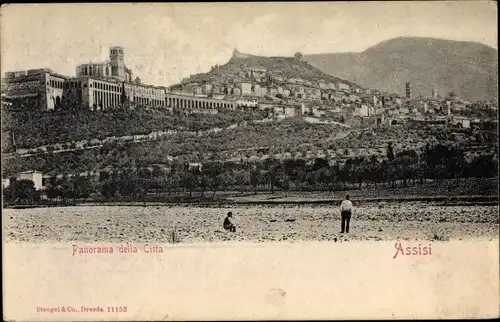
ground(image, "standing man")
xmin=340 ymin=195 xmax=353 ymax=233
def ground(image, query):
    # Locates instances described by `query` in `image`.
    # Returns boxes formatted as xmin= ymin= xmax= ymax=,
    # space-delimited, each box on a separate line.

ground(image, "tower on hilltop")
xmin=110 ymin=46 xmax=125 ymax=80
xmin=405 ymin=81 xmax=412 ymax=99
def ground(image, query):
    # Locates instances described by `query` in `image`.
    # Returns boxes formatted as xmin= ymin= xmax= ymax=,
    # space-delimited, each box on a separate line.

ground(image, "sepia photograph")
xmin=1 ymin=2 xmax=499 ymax=321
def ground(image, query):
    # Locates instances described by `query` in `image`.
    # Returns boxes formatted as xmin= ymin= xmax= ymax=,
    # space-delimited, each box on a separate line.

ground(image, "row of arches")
xmin=166 ymin=96 xmax=234 ymax=110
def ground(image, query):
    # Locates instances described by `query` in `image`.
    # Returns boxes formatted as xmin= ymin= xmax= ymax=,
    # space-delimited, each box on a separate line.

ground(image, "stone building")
xmin=238 ymin=82 xmax=252 ymax=96
xmin=165 ymin=92 xmax=236 ymax=110
xmin=61 ymin=76 xmax=165 ymax=111
xmin=62 ymin=76 xmax=122 ymax=110
xmin=123 ymin=82 xmax=165 ymax=107
xmin=337 ymin=83 xmax=351 ymax=92
xmin=76 ymin=46 xmax=133 ymax=82
xmin=17 ymin=171 xmax=44 ymax=190
xmin=2 ymin=68 xmax=67 ymax=110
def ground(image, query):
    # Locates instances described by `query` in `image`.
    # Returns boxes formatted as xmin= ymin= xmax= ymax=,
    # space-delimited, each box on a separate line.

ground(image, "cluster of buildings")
xmin=3 ymin=46 xmax=492 ymax=125
xmin=167 ymin=50 xmax=482 ymax=123
xmin=1 ymin=46 xmax=236 ymax=112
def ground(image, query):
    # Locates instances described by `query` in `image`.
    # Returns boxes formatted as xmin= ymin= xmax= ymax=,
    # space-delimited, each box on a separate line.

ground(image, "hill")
xmin=1 ymin=107 xmax=265 ymax=150
xmin=304 ymin=37 xmax=498 ymax=102
xmin=175 ymin=49 xmax=362 ymax=89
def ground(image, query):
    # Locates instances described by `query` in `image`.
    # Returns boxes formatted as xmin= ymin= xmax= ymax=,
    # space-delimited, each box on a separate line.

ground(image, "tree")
xmin=116 ymin=171 xmax=143 ymax=198
xmin=234 ymin=169 xmax=249 ymax=194
xmin=63 ymin=89 xmax=81 ymax=112
xmin=3 ymin=186 xmax=15 ymax=203
xmin=294 ymin=52 xmax=303 ymax=60
xmin=12 ymin=179 xmax=37 ymax=204
xmin=101 ymin=179 xmax=117 ymax=198
xmin=266 ymin=164 xmax=281 ymax=193
xmin=45 ymin=184 xmax=60 ymax=202
xmin=204 ymin=164 xmax=223 ymax=198
xmin=250 ymin=166 xmax=259 ymax=194
xmin=73 ymin=176 xmax=92 ymax=199
xmin=387 ymin=142 xmax=395 ymax=162
xmin=180 ymin=170 xmax=197 ymax=197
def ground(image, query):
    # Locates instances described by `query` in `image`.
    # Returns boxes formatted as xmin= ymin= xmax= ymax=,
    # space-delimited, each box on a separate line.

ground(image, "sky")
xmin=1 ymin=2 xmax=497 ymax=87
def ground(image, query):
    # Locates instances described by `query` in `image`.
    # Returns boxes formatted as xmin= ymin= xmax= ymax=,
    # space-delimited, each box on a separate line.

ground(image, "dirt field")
xmin=3 ymin=202 xmax=498 ymax=243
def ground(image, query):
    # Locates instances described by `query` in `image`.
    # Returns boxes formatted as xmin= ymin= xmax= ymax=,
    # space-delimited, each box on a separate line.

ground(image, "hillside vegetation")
xmin=2 ymin=106 xmax=265 ymax=150
xmin=305 ymin=37 xmax=498 ymax=102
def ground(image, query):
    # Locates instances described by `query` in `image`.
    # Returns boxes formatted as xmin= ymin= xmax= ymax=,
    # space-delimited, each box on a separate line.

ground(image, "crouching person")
xmin=223 ymin=212 xmax=236 ymax=232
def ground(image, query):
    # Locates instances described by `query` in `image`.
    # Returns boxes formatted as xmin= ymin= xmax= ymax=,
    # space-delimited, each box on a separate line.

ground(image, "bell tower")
xmin=110 ymin=46 xmax=125 ymax=80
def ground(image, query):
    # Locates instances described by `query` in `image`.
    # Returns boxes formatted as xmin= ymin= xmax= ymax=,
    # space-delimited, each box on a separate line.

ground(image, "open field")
xmin=3 ymin=202 xmax=498 ymax=243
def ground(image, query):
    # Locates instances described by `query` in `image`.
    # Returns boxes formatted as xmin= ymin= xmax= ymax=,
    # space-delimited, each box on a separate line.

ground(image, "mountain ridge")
xmin=304 ymin=37 xmax=498 ymax=102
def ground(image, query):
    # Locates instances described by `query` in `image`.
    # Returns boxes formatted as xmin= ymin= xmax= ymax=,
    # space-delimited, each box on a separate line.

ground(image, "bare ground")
xmin=3 ymin=202 xmax=498 ymax=243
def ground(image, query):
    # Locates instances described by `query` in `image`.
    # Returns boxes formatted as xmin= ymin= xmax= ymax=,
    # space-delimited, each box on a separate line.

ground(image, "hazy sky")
xmin=1 ymin=2 xmax=497 ymax=86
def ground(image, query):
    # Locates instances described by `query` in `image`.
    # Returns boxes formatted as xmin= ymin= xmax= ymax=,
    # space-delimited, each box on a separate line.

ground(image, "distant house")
xmin=17 ymin=170 xmax=44 ymax=190
xmin=238 ymin=82 xmax=252 ymax=96
xmin=334 ymin=90 xmax=346 ymax=98
xmin=453 ymin=102 xmax=467 ymax=111
xmin=212 ymin=85 xmax=223 ymax=94
xmin=400 ymin=107 xmax=410 ymax=114
xmin=188 ymin=162 xmax=202 ymax=171
xmin=192 ymin=86 xmax=203 ymax=95
xmin=202 ymin=84 xmax=212 ymax=94
xmin=310 ymin=88 xmax=322 ymax=100
xmin=284 ymin=106 xmax=299 ymax=117
xmin=312 ymin=106 xmax=325 ymax=117
xmin=337 ymin=83 xmax=350 ymax=91
xmin=232 ymin=87 xmax=241 ymax=96
xmin=236 ymin=98 xmax=259 ymax=108
xmin=212 ymin=93 xmax=225 ymax=100
xmin=249 ymin=68 xmax=267 ymax=78
xmin=354 ymin=104 xmax=369 ymax=117
xmin=2 ymin=178 xmax=11 ymax=189
xmin=258 ymin=87 xmax=268 ymax=97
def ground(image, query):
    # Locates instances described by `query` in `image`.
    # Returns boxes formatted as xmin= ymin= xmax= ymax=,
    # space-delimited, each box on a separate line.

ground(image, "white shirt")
xmin=340 ymin=200 xmax=353 ymax=211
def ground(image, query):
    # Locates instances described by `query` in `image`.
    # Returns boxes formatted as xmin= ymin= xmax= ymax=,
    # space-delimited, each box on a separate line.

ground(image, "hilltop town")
xmin=2 ymin=45 xmax=498 ymax=203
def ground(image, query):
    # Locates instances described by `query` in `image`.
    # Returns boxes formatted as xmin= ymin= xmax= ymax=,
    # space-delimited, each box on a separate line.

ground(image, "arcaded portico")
xmin=165 ymin=93 xmax=236 ymax=110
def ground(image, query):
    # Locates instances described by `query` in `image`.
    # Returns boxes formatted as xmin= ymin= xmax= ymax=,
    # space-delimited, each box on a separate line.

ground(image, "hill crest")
xmin=305 ymin=37 xmax=498 ymax=102
xmin=175 ymin=49 xmax=362 ymax=89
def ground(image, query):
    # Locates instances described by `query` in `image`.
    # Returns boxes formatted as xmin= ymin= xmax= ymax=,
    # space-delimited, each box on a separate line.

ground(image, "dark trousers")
xmin=224 ymin=224 xmax=236 ymax=233
xmin=341 ymin=210 xmax=351 ymax=233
